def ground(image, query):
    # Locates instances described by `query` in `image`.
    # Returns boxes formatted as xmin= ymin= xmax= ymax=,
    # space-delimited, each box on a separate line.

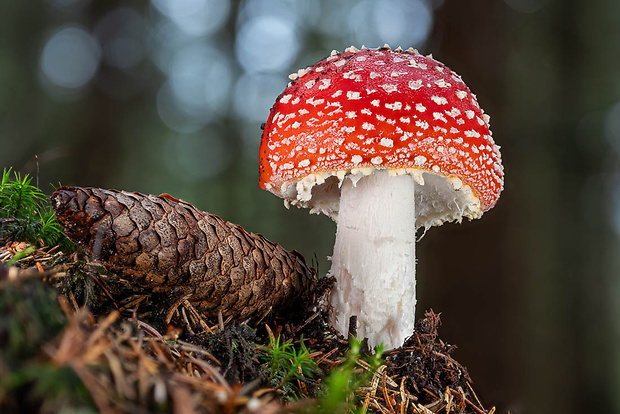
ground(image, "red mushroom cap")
xmin=259 ymin=46 xmax=503 ymax=224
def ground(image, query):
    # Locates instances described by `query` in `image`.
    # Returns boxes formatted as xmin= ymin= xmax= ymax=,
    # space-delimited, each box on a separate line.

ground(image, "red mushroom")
xmin=259 ymin=45 xmax=504 ymax=349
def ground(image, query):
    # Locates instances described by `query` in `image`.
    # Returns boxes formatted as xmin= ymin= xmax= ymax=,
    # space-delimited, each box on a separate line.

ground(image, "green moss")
xmin=259 ymin=334 xmax=321 ymax=401
xmin=0 ymin=167 xmax=71 ymax=249
xmin=311 ymin=340 xmax=384 ymax=414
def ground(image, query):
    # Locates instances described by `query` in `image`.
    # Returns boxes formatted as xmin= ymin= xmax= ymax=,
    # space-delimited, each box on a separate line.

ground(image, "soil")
xmin=0 ymin=242 xmax=500 ymax=414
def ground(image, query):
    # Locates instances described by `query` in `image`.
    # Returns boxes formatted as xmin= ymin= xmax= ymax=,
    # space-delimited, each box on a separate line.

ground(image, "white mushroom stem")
xmin=329 ymin=170 xmax=417 ymax=350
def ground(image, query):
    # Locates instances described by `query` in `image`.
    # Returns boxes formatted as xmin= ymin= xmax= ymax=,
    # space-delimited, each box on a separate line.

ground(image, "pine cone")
xmin=51 ymin=187 xmax=318 ymax=323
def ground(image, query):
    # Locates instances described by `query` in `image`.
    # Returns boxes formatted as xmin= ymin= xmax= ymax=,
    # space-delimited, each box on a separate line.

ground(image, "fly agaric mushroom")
xmin=259 ymin=45 xmax=504 ymax=349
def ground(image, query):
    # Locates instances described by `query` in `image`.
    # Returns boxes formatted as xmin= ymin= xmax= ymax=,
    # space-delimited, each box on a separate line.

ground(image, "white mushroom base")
xmin=329 ymin=170 xmax=417 ymax=350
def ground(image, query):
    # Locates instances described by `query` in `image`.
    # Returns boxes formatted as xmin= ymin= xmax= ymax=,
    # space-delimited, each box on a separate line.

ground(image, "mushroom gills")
xmin=282 ymin=169 xmax=483 ymax=229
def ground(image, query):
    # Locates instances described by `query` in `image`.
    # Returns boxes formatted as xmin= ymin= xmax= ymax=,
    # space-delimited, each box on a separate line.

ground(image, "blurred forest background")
xmin=1 ymin=0 xmax=620 ymax=412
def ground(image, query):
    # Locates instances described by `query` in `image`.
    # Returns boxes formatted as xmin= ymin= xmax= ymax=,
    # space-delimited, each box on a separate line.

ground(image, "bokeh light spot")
xmin=237 ymin=0 xmax=308 ymax=27
xmin=235 ymin=16 xmax=299 ymax=73
xmin=349 ymin=0 xmax=433 ymax=48
xmin=151 ymin=0 xmax=230 ymax=36
xmin=40 ymin=26 xmax=101 ymax=90
xmin=170 ymin=45 xmax=232 ymax=116
xmin=233 ymin=73 xmax=286 ymax=123
xmin=95 ymin=8 xmax=146 ymax=70
xmin=156 ymin=44 xmax=232 ymax=132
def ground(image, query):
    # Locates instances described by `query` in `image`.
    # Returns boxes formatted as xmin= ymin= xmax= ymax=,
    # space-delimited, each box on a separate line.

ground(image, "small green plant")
xmin=0 ymin=167 xmax=68 ymax=248
xmin=313 ymin=339 xmax=385 ymax=414
xmin=259 ymin=334 xmax=321 ymax=401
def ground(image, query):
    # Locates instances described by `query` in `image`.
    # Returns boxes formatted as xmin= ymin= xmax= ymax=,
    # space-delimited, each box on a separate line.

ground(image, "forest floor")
xmin=0 ymin=241 xmax=500 ymax=414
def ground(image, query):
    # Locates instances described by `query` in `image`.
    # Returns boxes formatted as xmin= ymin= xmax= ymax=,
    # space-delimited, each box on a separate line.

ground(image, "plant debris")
xmin=0 ymin=241 xmax=502 ymax=413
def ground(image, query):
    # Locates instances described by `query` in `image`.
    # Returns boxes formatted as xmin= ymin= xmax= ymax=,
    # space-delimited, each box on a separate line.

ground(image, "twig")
xmin=382 ymin=369 xmax=395 ymax=413
xmin=218 ymin=310 xmax=225 ymax=331
xmin=292 ymin=310 xmax=321 ymax=334
xmin=183 ymin=300 xmax=214 ymax=334
xmin=165 ymin=294 xmax=193 ymax=325
xmin=142 ymin=337 xmax=222 ymax=366
xmin=315 ymin=346 xmax=340 ymax=365
xmin=450 ymin=387 xmax=490 ymax=414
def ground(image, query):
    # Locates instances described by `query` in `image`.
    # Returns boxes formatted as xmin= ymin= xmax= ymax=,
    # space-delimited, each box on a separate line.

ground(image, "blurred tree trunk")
xmin=74 ymin=90 xmax=121 ymax=186
xmin=425 ymin=0 xmax=619 ymax=412
xmin=421 ymin=1 xmax=518 ymax=411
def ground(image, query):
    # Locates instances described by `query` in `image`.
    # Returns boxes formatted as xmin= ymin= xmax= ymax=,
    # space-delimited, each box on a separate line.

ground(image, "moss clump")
xmin=0 ymin=167 xmax=71 ymax=250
